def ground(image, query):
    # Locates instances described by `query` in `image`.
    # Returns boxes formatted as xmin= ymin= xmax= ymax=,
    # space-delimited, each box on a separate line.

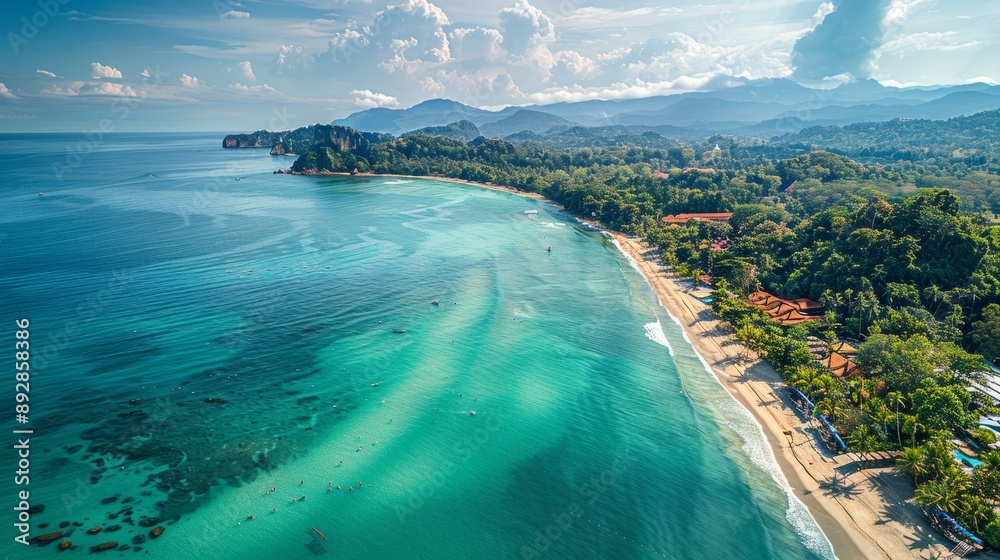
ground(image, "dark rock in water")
xmin=138 ymin=517 xmax=163 ymax=528
xmin=107 ymin=513 xmax=119 ymax=520
xmin=122 ymin=497 xmax=134 ymax=504
xmin=31 ymin=530 xmax=63 ymax=543
xmin=59 ymin=521 xmax=70 ymax=529
xmin=101 ymin=496 xmax=118 ymax=505
xmin=131 ymin=534 xmax=146 ymax=545
xmin=90 ymin=541 xmax=118 ymax=552
xmin=103 ymin=524 xmax=122 ymax=533
xmin=123 ymin=516 xmax=133 ymax=525
xmin=204 ymin=398 xmax=228 ymax=404
xmin=27 ymin=504 xmax=45 ymax=514
xmin=59 ymin=539 xmax=72 ymax=550
xmin=90 ymin=471 xmax=103 ymax=484
xmin=73 ymin=521 xmax=83 ymax=527
xmin=118 ymin=410 xmax=143 ymax=418
xmin=38 ymin=523 xmax=49 ymax=529
xmin=118 ymin=544 xmax=130 ymax=551
xmin=129 ymin=398 xmax=143 ymax=405
xmin=149 ymin=526 xmax=165 ymax=538
xmin=133 ymin=546 xmax=143 ymax=552
xmin=66 ymin=444 xmax=83 ymax=454
xmin=93 ymin=458 xmax=106 ymax=468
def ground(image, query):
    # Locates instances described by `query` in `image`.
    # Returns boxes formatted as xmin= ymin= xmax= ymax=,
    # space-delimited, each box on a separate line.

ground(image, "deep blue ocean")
xmin=0 ymin=133 xmax=834 ymax=559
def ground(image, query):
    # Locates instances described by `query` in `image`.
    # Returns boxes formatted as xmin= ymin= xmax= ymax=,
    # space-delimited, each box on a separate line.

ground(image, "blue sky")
xmin=0 ymin=0 xmax=996 ymax=131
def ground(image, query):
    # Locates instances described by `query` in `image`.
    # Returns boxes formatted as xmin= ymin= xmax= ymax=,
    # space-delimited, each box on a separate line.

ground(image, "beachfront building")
xmin=746 ymin=290 xmax=823 ymax=326
xmin=661 ymin=212 xmax=733 ymax=225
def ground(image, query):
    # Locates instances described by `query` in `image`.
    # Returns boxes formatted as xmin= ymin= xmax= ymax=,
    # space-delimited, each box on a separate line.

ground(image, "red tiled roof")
xmin=823 ymin=352 xmax=864 ymax=378
xmin=661 ymin=212 xmax=733 ymax=224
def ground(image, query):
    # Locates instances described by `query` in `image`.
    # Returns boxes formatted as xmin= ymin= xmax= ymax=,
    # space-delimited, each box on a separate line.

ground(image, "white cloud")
xmin=180 ymin=74 xmax=201 ymax=87
xmin=351 ymin=89 xmax=399 ymax=108
xmin=812 ymin=2 xmax=836 ymax=23
xmin=557 ymin=6 xmax=681 ymax=26
xmin=228 ymin=82 xmax=277 ymax=93
xmin=90 ymin=82 xmax=137 ymax=96
xmin=221 ymin=10 xmax=250 ymax=20
xmin=964 ymin=76 xmax=999 ymax=86
xmin=139 ymin=69 xmax=151 ymax=78
xmin=41 ymin=81 xmax=84 ymax=96
xmin=450 ymin=27 xmax=504 ymax=64
xmin=232 ymin=60 xmax=256 ymax=81
xmin=879 ymin=32 xmax=983 ymax=55
xmin=91 ymin=62 xmax=123 ymax=79
xmin=884 ymin=0 xmax=932 ymax=25
xmin=36 ymin=69 xmax=57 ymax=78
xmin=0 ymin=83 xmax=17 ymax=98
xmin=40 ymin=81 xmax=135 ymax=97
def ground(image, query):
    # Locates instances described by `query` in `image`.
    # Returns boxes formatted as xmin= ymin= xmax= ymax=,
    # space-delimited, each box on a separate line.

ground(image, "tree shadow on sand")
xmin=819 ymin=472 xmax=863 ymax=499
xmin=866 ymin=470 xmax=951 ymax=556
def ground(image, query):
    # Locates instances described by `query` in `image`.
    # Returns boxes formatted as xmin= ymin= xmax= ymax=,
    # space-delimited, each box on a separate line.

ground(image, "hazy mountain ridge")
xmin=331 ymin=79 xmax=1000 ymax=138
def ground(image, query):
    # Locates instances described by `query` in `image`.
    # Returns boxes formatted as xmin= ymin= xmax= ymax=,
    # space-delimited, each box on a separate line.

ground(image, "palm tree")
xmin=886 ymin=391 xmax=906 ymax=447
xmin=897 ymin=447 xmax=927 ymax=485
xmin=915 ymin=476 xmax=965 ymax=514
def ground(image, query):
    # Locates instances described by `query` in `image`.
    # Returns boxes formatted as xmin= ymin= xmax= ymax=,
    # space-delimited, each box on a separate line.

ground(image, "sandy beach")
xmin=610 ymin=233 xmax=953 ymax=560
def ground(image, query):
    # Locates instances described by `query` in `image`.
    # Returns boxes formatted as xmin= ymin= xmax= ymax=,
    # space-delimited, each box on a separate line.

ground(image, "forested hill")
xmin=782 ymin=109 xmax=1000 ymax=159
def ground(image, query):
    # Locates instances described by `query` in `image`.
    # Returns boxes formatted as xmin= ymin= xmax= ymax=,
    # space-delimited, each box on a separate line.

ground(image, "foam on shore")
xmin=609 ymin=237 xmax=837 ymax=560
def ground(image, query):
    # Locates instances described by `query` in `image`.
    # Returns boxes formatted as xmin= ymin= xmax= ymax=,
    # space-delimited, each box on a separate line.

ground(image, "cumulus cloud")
xmin=221 ymin=10 xmax=250 ymax=20
xmin=91 ymin=62 xmax=123 ymax=79
xmin=499 ymin=0 xmax=554 ymax=54
xmin=180 ymin=74 xmax=201 ymax=87
xmin=0 ymin=83 xmax=17 ymax=98
xmin=90 ymin=82 xmax=137 ymax=96
xmin=41 ymin=81 xmax=135 ymax=97
xmin=36 ymin=69 xmax=57 ymax=78
xmin=791 ymin=0 xmax=930 ymax=82
xmin=450 ymin=27 xmax=504 ymax=64
xmin=41 ymin=82 xmax=84 ymax=96
xmin=229 ymin=82 xmax=277 ymax=94
xmin=232 ymin=61 xmax=256 ymax=81
xmin=351 ymin=89 xmax=400 ymax=108
xmin=139 ymin=69 xmax=151 ymax=78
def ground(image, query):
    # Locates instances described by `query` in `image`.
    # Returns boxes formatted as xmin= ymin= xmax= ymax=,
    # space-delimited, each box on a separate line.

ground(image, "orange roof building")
xmin=661 ymin=212 xmax=733 ymax=225
xmin=747 ymin=291 xmax=823 ymax=326
xmin=822 ymin=351 xmax=864 ymax=378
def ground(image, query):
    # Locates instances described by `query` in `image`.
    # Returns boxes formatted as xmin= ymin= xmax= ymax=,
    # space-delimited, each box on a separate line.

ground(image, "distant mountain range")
xmin=331 ymin=78 xmax=1000 ymax=139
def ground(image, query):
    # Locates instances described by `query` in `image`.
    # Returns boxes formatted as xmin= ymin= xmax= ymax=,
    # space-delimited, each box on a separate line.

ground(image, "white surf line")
xmin=607 ymin=237 xmax=837 ymax=560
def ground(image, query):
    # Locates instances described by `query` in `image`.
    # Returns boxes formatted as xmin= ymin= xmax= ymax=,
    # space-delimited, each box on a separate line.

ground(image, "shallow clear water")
xmin=0 ymin=133 xmax=833 ymax=559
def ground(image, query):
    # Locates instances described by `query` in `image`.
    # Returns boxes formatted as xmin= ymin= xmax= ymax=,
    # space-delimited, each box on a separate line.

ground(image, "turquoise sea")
xmin=0 ymin=134 xmax=834 ymax=559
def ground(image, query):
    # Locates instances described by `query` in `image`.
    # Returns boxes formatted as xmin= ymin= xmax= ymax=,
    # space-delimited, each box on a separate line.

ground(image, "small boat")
xmin=86 ymin=526 xmax=102 ymax=534
xmin=90 ymin=541 xmax=118 ymax=553
xmin=431 ymin=300 xmax=439 ymax=306
xmin=149 ymin=526 xmax=165 ymax=538
xmin=394 ymin=329 xmax=406 ymax=334
xmin=312 ymin=526 xmax=328 ymax=541
xmin=524 ymin=210 xmax=538 ymax=214
xmin=547 ymin=247 xmax=552 ymax=252
xmin=469 ymin=410 xmax=477 ymax=416
xmin=59 ymin=539 xmax=72 ymax=550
